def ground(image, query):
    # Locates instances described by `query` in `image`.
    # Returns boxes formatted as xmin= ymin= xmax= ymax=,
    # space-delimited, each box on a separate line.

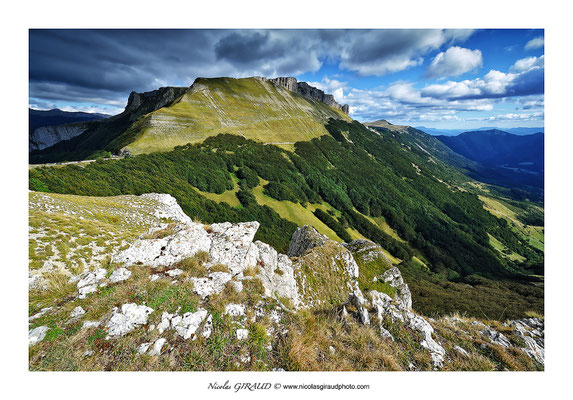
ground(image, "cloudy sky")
xmin=29 ymin=29 xmax=544 ymax=129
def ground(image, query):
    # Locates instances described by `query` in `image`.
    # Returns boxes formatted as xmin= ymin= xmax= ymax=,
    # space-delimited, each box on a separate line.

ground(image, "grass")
xmin=174 ymin=251 xmax=210 ymax=277
xmin=143 ymin=223 xmax=178 ymax=239
xmin=293 ymin=241 xmax=356 ymax=305
xmin=252 ymin=179 xmax=342 ymax=241
xmin=28 ymin=263 xmax=543 ymax=371
xmin=125 ymin=77 xmax=351 ymax=155
xmin=29 ymin=191 xmax=181 ymax=279
xmin=194 ymin=174 xmax=241 ymax=207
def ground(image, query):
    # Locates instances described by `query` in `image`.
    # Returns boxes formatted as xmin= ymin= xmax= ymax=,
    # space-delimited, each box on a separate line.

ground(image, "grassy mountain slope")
xmin=30 ymin=118 xmax=543 ymax=318
xmin=120 ymin=77 xmax=351 ymax=155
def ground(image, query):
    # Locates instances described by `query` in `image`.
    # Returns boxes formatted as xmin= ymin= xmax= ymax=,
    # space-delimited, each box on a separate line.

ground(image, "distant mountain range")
xmin=436 ymin=129 xmax=544 ymax=190
xmin=29 ymin=108 xmax=108 ymax=134
xmin=415 ymin=126 xmax=544 ymax=136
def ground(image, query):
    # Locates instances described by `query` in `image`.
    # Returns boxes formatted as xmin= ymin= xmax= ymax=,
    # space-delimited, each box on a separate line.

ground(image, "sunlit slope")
xmin=125 ymin=77 xmax=351 ymax=155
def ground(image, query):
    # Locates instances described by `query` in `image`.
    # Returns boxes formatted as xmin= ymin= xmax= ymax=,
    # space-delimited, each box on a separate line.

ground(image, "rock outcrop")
xmin=269 ymin=77 xmax=350 ymax=114
xmin=28 ymin=193 xmax=545 ymax=371
xmin=124 ymin=87 xmax=188 ymax=117
xmin=30 ymin=124 xmax=89 ymax=151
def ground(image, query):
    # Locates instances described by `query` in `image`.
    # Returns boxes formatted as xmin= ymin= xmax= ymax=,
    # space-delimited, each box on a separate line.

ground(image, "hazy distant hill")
xmin=436 ymin=129 xmax=544 ymax=190
xmin=29 ymin=108 xmax=108 ymax=134
xmin=416 ymin=126 xmax=544 ymax=136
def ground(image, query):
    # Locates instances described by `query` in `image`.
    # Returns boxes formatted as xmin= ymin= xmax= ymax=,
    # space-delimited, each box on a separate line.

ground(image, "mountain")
xmin=29 ymin=87 xmax=189 ymax=163
xmin=29 ymin=109 xmax=109 ymax=151
xmin=29 ymin=108 xmax=108 ymax=133
xmin=436 ymin=129 xmax=544 ymax=191
xmin=415 ymin=126 xmax=544 ymax=136
xmin=30 ymin=117 xmax=544 ymax=319
xmin=29 ymin=77 xmax=350 ymax=162
xmin=28 ymin=76 xmax=544 ymax=371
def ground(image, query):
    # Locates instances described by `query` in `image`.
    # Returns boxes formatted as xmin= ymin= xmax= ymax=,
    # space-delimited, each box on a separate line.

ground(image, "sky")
xmin=29 ymin=29 xmax=544 ymax=129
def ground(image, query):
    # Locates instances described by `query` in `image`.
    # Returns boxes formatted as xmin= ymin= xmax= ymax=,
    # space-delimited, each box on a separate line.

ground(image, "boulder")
xmin=109 ymin=267 xmax=132 ymax=283
xmin=75 ymin=268 xmax=107 ymax=299
xmin=157 ymin=309 xmax=208 ymax=340
xmin=287 ymin=226 xmax=328 ymax=257
xmin=29 ymin=326 xmax=49 ymax=345
xmin=225 ymin=304 xmax=246 ymax=318
xmin=105 ymin=303 xmax=154 ymax=338
xmin=70 ymin=306 xmax=86 ymax=319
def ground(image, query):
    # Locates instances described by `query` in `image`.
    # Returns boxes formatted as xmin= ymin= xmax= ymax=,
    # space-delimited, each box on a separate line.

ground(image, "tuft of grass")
xmin=210 ymin=264 xmax=230 ymax=273
xmin=144 ymin=223 xmax=178 ymax=239
xmin=175 ymin=252 xmax=210 ymax=277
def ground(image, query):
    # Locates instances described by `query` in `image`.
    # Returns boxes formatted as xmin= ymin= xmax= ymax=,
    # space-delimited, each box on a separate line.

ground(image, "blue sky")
xmin=29 ymin=29 xmax=544 ymax=129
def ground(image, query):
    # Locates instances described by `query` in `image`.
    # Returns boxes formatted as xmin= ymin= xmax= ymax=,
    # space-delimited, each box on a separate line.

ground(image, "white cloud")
xmin=308 ymin=77 xmax=347 ymax=103
xmin=525 ymin=36 xmax=544 ymax=50
xmin=419 ymin=54 xmax=544 ymax=101
xmin=337 ymin=29 xmax=475 ymax=76
xmin=481 ymin=112 xmax=544 ymax=121
xmin=510 ymin=55 xmax=544 ymax=73
xmin=426 ymin=46 xmax=483 ymax=78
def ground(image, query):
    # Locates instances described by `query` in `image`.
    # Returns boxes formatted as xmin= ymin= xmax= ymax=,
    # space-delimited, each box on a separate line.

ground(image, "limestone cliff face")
xmin=124 ymin=87 xmax=189 ymax=117
xmin=30 ymin=124 xmax=89 ymax=151
xmin=269 ymin=77 xmax=350 ymax=114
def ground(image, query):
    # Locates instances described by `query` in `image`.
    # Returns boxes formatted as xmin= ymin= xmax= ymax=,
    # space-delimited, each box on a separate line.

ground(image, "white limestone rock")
xmin=148 ymin=338 xmax=167 ymax=356
xmin=454 ymin=345 xmax=469 ymax=357
xmin=113 ymin=223 xmax=211 ymax=267
xmin=29 ymin=307 xmax=52 ymax=321
xmin=76 ymin=268 xmax=107 ymax=299
xmin=225 ymin=303 xmax=246 ymax=318
xmin=29 ymin=326 xmax=49 ymax=345
xmin=191 ymin=272 xmax=232 ymax=298
xmin=158 ymin=309 xmax=208 ymax=340
xmin=70 ymin=306 xmax=86 ymax=319
xmin=236 ymin=329 xmax=249 ymax=340
xmin=510 ymin=318 xmax=544 ymax=365
xmin=166 ymin=268 xmax=183 ymax=277
xmin=207 ymin=221 xmax=260 ymax=274
xmin=105 ymin=303 xmax=154 ymax=338
xmin=348 ymin=289 xmax=370 ymax=325
xmin=202 ymin=314 xmax=213 ymax=339
xmin=137 ymin=342 xmax=151 ymax=355
xmin=480 ymin=328 xmax=512 ymax=348
xmin=245 ymin=241 xmax=301 ymax=307
xmin=381 ymin=267 xmax=412 ymax=310
xmin=369 ymin=290 xmax=445 ymax=368
xmin=82 ymin=320 xmax=101 ymax=329
xmin=109 ymin=267 xmax=132 ymax=283
xmin=139 ymin=193 xmax=193 ymax=226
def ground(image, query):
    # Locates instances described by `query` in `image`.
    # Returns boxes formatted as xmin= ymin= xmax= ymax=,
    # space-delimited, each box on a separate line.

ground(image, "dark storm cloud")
xmin=29 ymin=29 xmax=475 ymax=109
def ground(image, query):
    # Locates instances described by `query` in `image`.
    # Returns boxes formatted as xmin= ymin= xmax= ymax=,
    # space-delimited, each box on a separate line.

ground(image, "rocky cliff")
xmin=29 ymin=192 xmax=544 ymax=371
xmin=269 ymin=76 xmax=350 ymax=114
xmin=30 ymin=123 xmax=90 ymax=151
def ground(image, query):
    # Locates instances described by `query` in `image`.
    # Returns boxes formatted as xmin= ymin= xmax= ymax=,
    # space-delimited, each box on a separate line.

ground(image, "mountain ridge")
xmin=29 ymin=77 xmax=351 ymax=162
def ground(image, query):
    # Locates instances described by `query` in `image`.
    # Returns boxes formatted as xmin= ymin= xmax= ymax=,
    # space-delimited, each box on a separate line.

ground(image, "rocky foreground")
xmin=29 ymin=192 xmax=544 ymax=371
